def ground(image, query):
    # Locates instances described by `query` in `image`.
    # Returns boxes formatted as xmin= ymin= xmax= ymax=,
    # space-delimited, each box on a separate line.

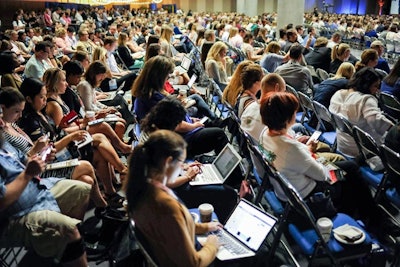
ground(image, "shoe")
xmin=96 ymin=206 xmax=128 ymax=222
xmin=209 ymin=117 xmax=230 ymax=128
xmin=105 ymin=192 xmax=125 ymax=209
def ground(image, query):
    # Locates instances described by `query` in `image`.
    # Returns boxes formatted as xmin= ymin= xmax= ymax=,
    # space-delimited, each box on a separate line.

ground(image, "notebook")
xmin=205 ymin=199 xmax=277 ymax=261
xmin=174 ymin=54 xmax=191 ymax=75
xmin=173 ymin=74 xmax=197 ymax=92
xmin=189 ymin=144 xmax=242 ymax=186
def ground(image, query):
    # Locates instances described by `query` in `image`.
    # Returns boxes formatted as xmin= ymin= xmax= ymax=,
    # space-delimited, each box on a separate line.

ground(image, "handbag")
xmin=306 ymin=191 xmax=337 ymax=219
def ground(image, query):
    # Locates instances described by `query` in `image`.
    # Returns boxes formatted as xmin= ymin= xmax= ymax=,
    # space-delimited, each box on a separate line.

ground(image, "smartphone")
xmin=88 ymin=118 xmax=105 ymax=126
xmin=199 ymin=116 xmax=209 ymax=124
xmin=306 ymin=131 xmax=322 ymax=145
xmin=40 ymin=145 xmax=52 ymax=161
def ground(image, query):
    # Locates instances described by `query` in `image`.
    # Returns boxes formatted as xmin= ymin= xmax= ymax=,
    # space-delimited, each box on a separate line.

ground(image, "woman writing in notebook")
xmin=126 ymin=130 xmax=221 ymax=267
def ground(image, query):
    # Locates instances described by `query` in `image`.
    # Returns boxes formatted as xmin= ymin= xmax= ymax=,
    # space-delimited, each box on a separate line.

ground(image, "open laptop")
xmin=98 ymin=81 xmax=125 ymax=102
xmin=189 ymin=143 xmax=242 ymax=186
xmin=204 ymin=199 xmax=277 ymax=261
xmin=174 ymin=54 xmax=191 ymax=75
xmin=173 ymin=74 xmax=197 ymax=92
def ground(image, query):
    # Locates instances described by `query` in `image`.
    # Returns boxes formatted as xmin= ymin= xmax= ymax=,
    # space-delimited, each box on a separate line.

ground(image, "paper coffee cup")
xmin=85 ymin=111 xmax=95 ymax=120
xmin=198 ymin=203 xmax=214 ymax=223
xmin=179 ymin=89 xmax=187 ymax=98
xmin=317 ymin=217 xmax=333 ymax=242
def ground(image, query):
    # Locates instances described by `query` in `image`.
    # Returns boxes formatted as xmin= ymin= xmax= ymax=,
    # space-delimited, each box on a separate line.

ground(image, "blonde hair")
xmin=334 ymin=62 xmax=355 ymax=79
xmin=222 ymin=60 xmax=253 ymax=106
xmin=55 ymin=27 xmax=66 ymax=37
xmin=92 ymin=46 xmax=107 ymax=63
xmin=118 ymin=32 xmax=128 ymax=46
xmin=43 ymin=68 xmax=66 ymax=94
xmin=160 ymin=25 xmax=173 ymax=44
xmin=206 ymin=41 xmax=228 ymax=64
xmin=331 ymin=43 xmax=350 ymax=61
xmin=228 ymin=27 xmax=239 ymax=39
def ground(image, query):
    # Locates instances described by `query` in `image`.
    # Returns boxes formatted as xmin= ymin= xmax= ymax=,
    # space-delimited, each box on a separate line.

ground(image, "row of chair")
xmin=221 ymin=99 xmax=385 ymax=266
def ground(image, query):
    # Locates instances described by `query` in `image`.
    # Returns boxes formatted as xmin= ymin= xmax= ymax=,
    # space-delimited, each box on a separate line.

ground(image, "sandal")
xmin=105 ymin=193 xmax=125 ymax=208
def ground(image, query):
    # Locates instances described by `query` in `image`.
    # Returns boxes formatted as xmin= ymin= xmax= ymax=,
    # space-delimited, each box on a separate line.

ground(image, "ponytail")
xmin=125 ymin=130 xmax=187 ymax=211
xmin=125 ymin=144 xmax=150 ymax=210
xmin=331 ymin=44 xmax=339 ymax=61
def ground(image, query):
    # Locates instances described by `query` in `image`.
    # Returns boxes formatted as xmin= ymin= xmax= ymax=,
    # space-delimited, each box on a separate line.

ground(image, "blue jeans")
xmin=188 ymin=94 xmax=216 ymax=120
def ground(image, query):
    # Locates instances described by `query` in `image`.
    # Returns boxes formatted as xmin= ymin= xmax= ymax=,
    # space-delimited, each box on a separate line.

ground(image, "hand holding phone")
xmin=199 ymin=116 xmax=209 ymax=124
xmin=39 ymin=145 xmax=53 ymax=161
xmin=306 ymin=131 xmax=322 ymax=145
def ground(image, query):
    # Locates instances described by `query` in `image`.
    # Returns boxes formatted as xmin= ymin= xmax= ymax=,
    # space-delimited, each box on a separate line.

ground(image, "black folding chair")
xmin=271 ymin=170 xmax=374 ymax=266
xmin=379 ymin=92 xmax=400 ymax=122
xmin=312 ymin=100 xmax=337 ymax=150
xmin=129 ymin=219 xmax=159 ymax=267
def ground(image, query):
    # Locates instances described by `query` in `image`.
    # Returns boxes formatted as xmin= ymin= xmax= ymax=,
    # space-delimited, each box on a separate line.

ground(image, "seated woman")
xmin=74 ymin=62 xmax=127 ymax=139
xmin=259 ymin=92 xmax=381 ymax=229
xmin=329 ymin=67 xmax=394 ymax=157
xmin=381 ymin=57 xmax=400 ymax=100
xmin=133 ymin=55 xmax=229 ymax=159
xmin=0 ymin=51 xmax=23 ymax=90
xmin=0 ymin=87 xmax=112 ymax=214
xmin=241 ymin=32 xmax=263 ymax=62
xmin=117 ymin=32 xmax=143 ymax=70
xmin=330 ymin=43 xmax=351 ymax=74
xmin=91 ymin=46 xmax=137 ymax=93
xmin=145 ymin=43 xmax=217 ymax=122
xmin=126 ymin=130 xmax=221 ymax=266
xmin=139 ymin=97 xmax=238 ymax=222
xmin=19 ymin=78 xmax=128 ymax=207
xmin=222 ymin=60 xmax=253 ymax=107
xmin=313 ymin=62 xmax=355 ymax=108
xmin=354 ymin=49 xmax=379 ymax=72
xmin=236 ymin=64 xmax=264 ymax=118
xmin=205 ymin=41 xmax=229 ymax=90
xmin=259 ymin=41 xmax=289 ymax=73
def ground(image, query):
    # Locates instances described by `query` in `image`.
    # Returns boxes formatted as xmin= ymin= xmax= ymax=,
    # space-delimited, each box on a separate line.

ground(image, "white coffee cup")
xmin=85 ymin=111 xmax=95 ymax=120
xmin=317 ymin=217 xmax=333 ymax=242
xmin=179 ymin=89 xmax=187 ymax=98
xmin=198 ymin=203 xmax=214 ymax=223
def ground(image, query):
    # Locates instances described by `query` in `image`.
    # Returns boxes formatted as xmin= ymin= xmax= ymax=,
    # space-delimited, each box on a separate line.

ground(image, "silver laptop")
xmin=99 ymin=81 xmax=125 ymax=102
xmin=174 ymin=54 xmax=191 ymax=75
xmin=190 ymin=144 xmax=242 ymax=186
xmin=214 ymin=199 xmax=277 ymax=261
xmin=173 ymin=74 xmax=197 ymax=92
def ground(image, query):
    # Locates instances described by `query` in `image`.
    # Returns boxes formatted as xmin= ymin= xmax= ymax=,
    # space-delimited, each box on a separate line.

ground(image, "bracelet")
xmin=49 ymin=57 xmax=55 ymax=59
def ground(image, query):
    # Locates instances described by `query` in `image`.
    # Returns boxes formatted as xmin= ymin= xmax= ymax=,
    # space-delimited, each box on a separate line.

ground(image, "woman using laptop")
xmin=139 ymin=97 xmax=238 ymax=222
xmin=126 ymin=130 xmax=221 ymax=266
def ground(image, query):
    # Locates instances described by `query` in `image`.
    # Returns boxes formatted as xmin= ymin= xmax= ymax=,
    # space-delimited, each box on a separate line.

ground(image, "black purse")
xmin=306 ymin=191 xmax=337 ymax=219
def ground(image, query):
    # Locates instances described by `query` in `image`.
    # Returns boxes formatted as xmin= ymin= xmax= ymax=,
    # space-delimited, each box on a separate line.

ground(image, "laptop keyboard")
xmin=214 ymin=230 xmax=248 ymax=255
xmin=194 ymin=167 xmax=219 ymax=183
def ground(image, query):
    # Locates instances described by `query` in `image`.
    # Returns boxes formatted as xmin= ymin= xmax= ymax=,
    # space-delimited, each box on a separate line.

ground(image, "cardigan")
xmin=132 ymin=184 xmax=218 ymax=267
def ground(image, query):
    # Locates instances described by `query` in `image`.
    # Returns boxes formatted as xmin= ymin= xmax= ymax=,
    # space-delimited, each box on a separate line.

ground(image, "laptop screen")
xmin=181 ymin=55 xmax=191 ymax=70
xmin=187 ymin=74 xmax=197 ymax=88
xmin=214 ymin=144 xmax=242 ymax=178
xmin=224 ymin=200 xmax=276 ymax=251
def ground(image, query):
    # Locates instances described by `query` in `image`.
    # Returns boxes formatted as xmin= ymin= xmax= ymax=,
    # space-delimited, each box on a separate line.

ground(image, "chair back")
xmin=379 ymin=92 xmax=400 ymax=121
xmin=330 ymin=113 xmax=353 ymax=135
xmin=297 ymin=91 xmax=314 ymax=123
xmin=285 ymin=84 xmax=300 ymax=99
xmin=380 ymin=144 xmax=400 ymax=179
xmin=312 ymin=100 xmax=335 ymax=132
xmin=352 ymin=126 xmax=381 ymax=161
xmin=316 ymin=68 xmax=329 ymax=81
xmin=129 ymin=219 xmax=159 ymax=267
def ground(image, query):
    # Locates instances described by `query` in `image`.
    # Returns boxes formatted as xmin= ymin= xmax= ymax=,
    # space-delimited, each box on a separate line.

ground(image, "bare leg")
xmin=93 ymin=150 xmax=116 ymax=195
xmin=88 ymin=123 xmax=132 ymax=153
xmin=71 ymin=161 xmax=107 ymax=208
